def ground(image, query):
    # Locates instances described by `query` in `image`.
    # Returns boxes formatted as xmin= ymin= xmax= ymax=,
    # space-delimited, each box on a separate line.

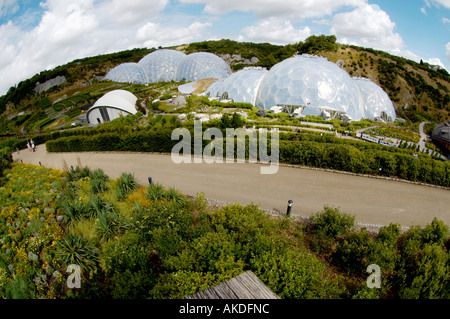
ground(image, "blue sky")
xmin=0 ymin=0 xmax=449 ymax=96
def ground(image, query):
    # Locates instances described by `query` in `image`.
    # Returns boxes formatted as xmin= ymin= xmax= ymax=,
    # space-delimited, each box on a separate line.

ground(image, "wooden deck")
xmin=184 ymin=271 xmax=280 ymax=299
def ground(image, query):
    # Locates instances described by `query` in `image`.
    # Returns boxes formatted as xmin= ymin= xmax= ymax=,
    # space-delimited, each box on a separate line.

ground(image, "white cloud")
xmin=179 ymin=0 xmax=366 ymax=21
xmin=446 ymin=42 xmax=450 ymax=62
xmin=136 ymin=21 xmax=212 ymax=48
xmin=0 ymin=0 xmax=19 ymax=19
xmin=420 ymin=7 xmax=427 ymax=15
xmin=424 ymin=57 xmax=446 ymax=68
xmin=102 ymin=0 xmax=169 ymax=25
xmin=0 ymin=0 xmax=174 ymax=95
xmin=237 ymin=18 xmax=311 ymax=45
xmin=330 ymin=4 xmax=404 ymax=52
xmin=443 ymin=17 xmax=450 ymax=23
xmin=429 ymin=0 xmax=450 ymax=9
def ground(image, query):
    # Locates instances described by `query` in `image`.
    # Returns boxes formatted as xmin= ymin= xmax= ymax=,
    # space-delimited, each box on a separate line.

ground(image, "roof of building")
xmin=89 ymin=89 xmax=138 ymax=115
xmin=432 ymin=121 xmax=450 ymax=144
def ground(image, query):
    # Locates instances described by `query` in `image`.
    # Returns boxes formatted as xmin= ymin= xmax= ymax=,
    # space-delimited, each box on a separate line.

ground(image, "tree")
xmin=297 ymin=35 xmax=339 ymax=54
xmin=230 ymin=113 xmax=244 ymax=129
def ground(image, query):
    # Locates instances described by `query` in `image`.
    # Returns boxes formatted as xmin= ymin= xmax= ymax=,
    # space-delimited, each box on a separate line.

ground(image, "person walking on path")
xmin=30 ymin=139 xmax=36 ymax=152
xmin=27 ymin=142 xmax=31 ymax=152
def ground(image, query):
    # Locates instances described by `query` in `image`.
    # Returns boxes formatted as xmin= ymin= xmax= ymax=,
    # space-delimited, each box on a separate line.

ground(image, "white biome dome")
xmin=176 ymin=52 xmax=231 ymax=82
xmin=256 ymin=55 xmax=365 ymax=121
xmin=104 ymin=63 xmax=148 ymax=84
xmin=206 ymin=67 xmax=268 ymax=105
xmin=139 ymin=49 xmax=186 ymax=83
xmin=87 ymin=90 xmax=138 ymax=124
xmin=353 ymin=77 xmax=396 ymax=122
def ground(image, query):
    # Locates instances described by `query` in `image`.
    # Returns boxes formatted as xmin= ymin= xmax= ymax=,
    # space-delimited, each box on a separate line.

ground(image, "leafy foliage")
xmin=1 ymin=163 xmax=450 ymax=299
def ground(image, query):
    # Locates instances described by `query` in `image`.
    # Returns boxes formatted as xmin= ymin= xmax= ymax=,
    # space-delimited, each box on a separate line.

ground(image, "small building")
xmin=432 ymin=121 xmax=450 ymax=155
xmin=87 ymin=90 xmax=138 ymax=124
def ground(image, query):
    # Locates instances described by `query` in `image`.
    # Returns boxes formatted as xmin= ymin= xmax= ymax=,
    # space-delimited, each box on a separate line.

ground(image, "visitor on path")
xmin=27 ymin=142 xmax=31 ymax=152
xmin=30 ymin=140 xmax=36 ymax=152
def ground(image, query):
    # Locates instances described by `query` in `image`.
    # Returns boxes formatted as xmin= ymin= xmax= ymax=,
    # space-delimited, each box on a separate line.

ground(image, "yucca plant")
xmin=67 ymin=165 xmax=91 ymax=182
xmin=89 ymin=194 xmax=115 ymax=217
xmin=56 ymin=234 xmax=99 ymax=276
xmin=147 ymin=183 xmax=166 ymax=201
xmin=165 ymin=187 xmax=187 ymax=207
xmin=62 ymin=198 xmax=86 ymax=222
xmin=90 ymin=168 xmax=109 ymax=182
xmin=96 ymin=208 xmax=127 ymax=241
xmin=116 ymin=173 xmax=139 ymax=201
xmin=90 ymin=168 xmax=109 ymax=193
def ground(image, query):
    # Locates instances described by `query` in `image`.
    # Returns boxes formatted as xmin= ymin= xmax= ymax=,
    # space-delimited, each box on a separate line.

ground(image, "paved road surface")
xmin=13 ymin=146 xmax=450 ymax=227
xmin=419 ymin=121 xmax=428 ymax=152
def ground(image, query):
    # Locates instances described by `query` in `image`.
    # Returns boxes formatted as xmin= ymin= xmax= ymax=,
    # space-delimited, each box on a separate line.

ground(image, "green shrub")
xmin=398 ymin=243 xmax=450 ymax=299
xmin=5 ymin=276 xmax=36 ymax=299
xmin=309 ymin=206 xmax=355 ymax=239
xmin=109 ymin=269 xmax=156 ymax=299
xmin=101 ymin=232 xmax=155 ymax=275
xmin=332 ymin=228 xmax=374 ymax=276
xmin=251 ymin=248 xmax=345 ymax=299
xmin=421 ymin=218 xmax=449 ymax=246
xmin=368 ymin=223 xmax=401 ymax=276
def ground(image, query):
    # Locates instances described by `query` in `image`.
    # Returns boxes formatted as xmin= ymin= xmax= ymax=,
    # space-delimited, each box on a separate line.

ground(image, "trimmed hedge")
xmin=46 ymin=129 xmax=177 ymax=153
xmin=279 ymin=140 xmax=449 ymax=187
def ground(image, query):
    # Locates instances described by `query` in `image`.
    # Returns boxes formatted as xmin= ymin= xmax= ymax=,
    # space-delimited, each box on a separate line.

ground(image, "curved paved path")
xmin=13 ymin=146 xmax=450 ymax=227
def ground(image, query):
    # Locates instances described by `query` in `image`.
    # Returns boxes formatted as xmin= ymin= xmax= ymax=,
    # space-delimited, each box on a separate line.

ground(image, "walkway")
xmin=13 ymin=147 xmax=450 ymax=227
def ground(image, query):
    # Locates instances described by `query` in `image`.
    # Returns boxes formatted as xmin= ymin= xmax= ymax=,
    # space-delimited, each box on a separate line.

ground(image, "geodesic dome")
xmin=176 ymin=52 xmax=231 ymax=82
xmin=139 ymin=49 xmax=186 ymax=83
xmin=255 ymin=55 xmax=365 ymax=121
xmin=353 ymin=77 xmax=396 ymax=122
xmin=206 ymin=67 xmax=268 ymax=105
xmin=103 ymin=63 xmax=147 ymax=84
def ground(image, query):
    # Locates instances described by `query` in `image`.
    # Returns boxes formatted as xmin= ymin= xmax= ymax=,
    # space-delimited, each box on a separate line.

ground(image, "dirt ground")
xmin=13 ymin=146 xmax=450 ymax=227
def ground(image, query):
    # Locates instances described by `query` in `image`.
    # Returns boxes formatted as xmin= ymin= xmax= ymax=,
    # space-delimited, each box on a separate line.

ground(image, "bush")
xmin=309 ymin=206 xmax=355 ymax=239
xmin=332 ymin=229 xmax=374 ymax=276
xmin=251 ymin=248 xmax=345 ymax=299
xmin=398 ymin=243 xmax=450 ymax=299
xmin=101 ymin=232 xmax=155 ymax=275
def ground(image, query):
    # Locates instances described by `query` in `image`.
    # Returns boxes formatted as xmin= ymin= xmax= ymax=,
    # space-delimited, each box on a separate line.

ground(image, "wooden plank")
xmin=184 ymin=271 xmax=280 ymax=299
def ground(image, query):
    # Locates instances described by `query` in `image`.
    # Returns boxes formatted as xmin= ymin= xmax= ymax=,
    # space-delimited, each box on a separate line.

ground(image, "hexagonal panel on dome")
xmin=175 ymin=52 xmax=231 ymax=82
xmin=256 ymin=55 xmax=364 ymax=120
xmin=104 ymin=63 xmax=148 ymax=84
xmin=139 ymin=49 xmax=186 ymax=83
